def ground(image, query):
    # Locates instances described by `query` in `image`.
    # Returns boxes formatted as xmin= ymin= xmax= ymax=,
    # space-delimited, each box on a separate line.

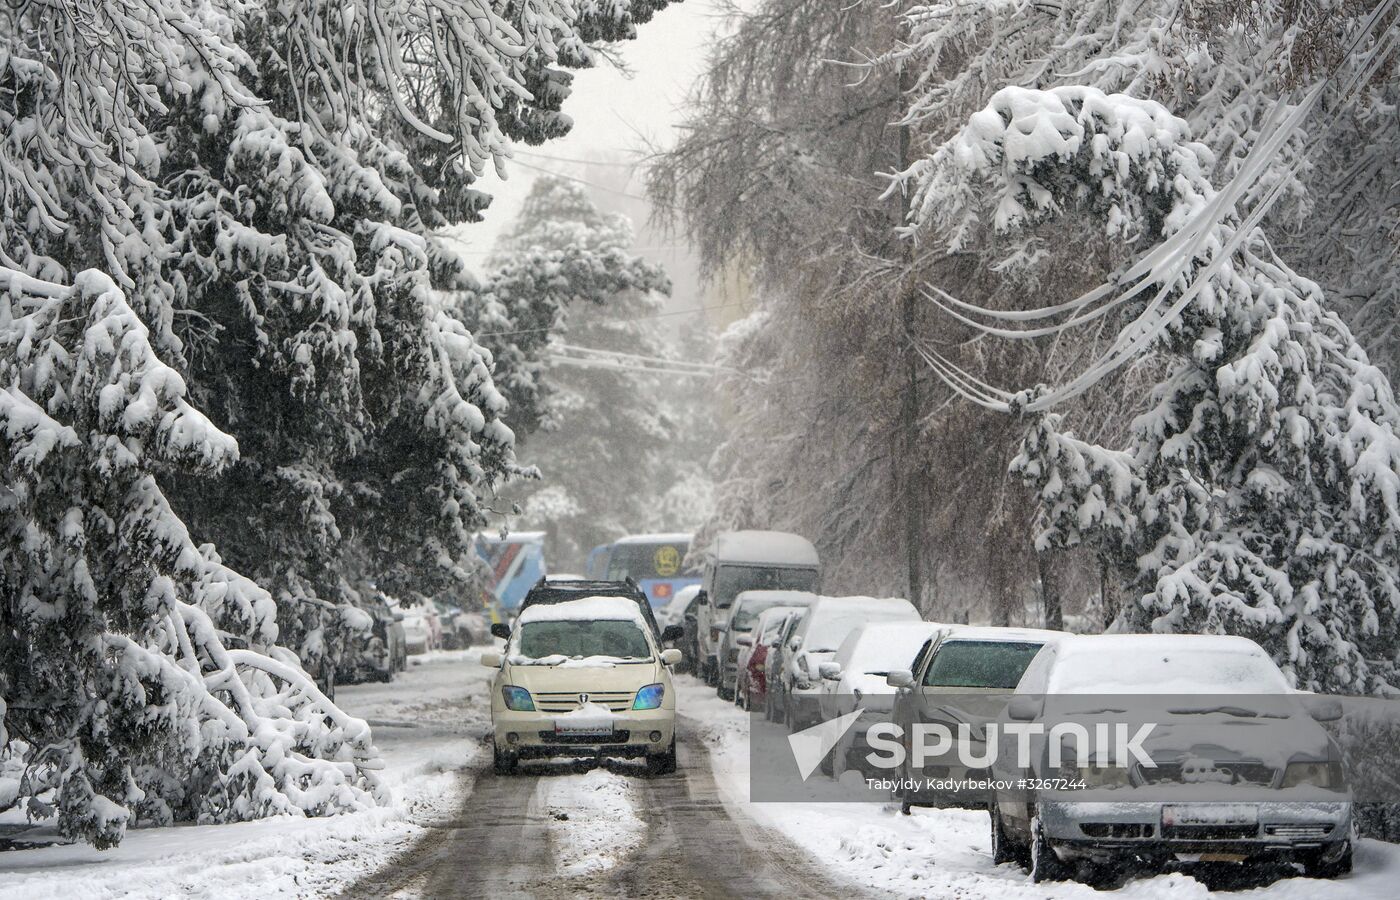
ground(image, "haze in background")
xmin=447 ymin=1 xmax=726 ymax=314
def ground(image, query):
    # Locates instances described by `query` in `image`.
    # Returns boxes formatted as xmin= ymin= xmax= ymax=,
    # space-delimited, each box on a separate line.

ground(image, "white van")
xmin=694 ymin=531 xmax=820 ymax=687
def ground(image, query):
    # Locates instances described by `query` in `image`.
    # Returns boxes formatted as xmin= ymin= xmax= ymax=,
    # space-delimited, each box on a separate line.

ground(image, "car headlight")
xmin=1281 ymin=760 xmax=1343 ymax=789
xmin=501 ymin=686 xmax=534 ymax=711
xmin=633 ymin=683 xmax=665 ymax=710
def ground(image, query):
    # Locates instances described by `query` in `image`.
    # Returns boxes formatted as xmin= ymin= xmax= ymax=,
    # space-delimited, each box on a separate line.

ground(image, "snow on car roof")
xmin=733 ymin=589 xmax=818 ymax=607
xmin=710 ymin=530 xmax=819 ymax=567
xmin=611 ymin=532 xmax=692 ymax=546
xmin=674 ymin=584 xmax=702 ymax=604
xmin=515 ymin=595 xmax=649 ymax=627
xmin=1046 ymin=633 xmax=1290 ymax=694
xmin=937 ymin=625 xmax=1064 ymax=644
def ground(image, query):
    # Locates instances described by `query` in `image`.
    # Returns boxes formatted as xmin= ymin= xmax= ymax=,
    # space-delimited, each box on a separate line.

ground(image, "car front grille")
xmin=1139 ymin=762 xmax=1277 ymax=787
xmin=1264 ymin=824 xmax=1334 ymax=839
xmin=1161 ymin=823 xmax=1259 ymax=840
xmin=539 ymin=730 xmax=632 ymax=744
xmin=534 ymin=690 xmax=636 ymax=713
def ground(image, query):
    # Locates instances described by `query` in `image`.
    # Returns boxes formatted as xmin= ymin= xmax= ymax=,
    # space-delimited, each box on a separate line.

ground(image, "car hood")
xmin=504 ymin=660 xmax=662 ymax=693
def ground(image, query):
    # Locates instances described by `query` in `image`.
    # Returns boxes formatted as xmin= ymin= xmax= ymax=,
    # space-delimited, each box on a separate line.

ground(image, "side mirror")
xmin=818 ymin=662 xmax=841 ymax=680
xmin=661 ymin=624 xmax=684 ymax=643
xmin=661 ymin=648 xmax=683 ymax=666
xmin=886 ymin=669 xmax=914 ymax=689
xmin=1304 ymin=696 xmax=1344 ymax=722
xmin=695 ymin=590 xmax=709 ymax=607
xmin=1008 ymin=696 xmax=1041 ymax=722
xmin=713 ymin=621 xmax=728 ymax=633
xmin=737 ymin=634 xmax=753 ymax=647
xmin=480 ymin=651 xmax=502 ymax=668
xmin=490 ymin=622 xmax=511 ymax=640
xmin=788 ymin=636 xmax=802 ymax=652
xmin=392 ymin=610 xmax=405 ymax=622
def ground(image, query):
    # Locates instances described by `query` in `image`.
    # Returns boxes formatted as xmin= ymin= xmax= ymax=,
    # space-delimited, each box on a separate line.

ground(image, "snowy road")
xmin=347 ymin=721 xmax=850 ymax=898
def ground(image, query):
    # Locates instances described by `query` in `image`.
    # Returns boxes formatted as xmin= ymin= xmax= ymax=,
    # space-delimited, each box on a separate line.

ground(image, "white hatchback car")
xmin=481 ymin=596 xmax=682 ymax=775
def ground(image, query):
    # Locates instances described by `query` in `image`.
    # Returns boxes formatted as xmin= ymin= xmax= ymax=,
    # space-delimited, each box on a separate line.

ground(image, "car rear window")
xmin=518 ymin=620 xmax=651 ymax=660
xmin=922 ymin=641 xmax=1044 ymax=689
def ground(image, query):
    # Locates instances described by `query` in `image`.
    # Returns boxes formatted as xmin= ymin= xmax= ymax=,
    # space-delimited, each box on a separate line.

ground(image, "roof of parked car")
xmin=936 ymin=625 xmax=1065 ymax=644
xmin=1044 ymin=633 xmax=1288 ymax=694
xmin=516 ymin=595 xmax=649 ymax=626
xmin=710 ymin=530 xmax=820 ymax=567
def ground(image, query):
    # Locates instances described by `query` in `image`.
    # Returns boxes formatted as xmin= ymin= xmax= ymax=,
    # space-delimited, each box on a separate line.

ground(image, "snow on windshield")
xmin=805 ymin=599 xmax=919 ymax=652
xmin=1048 ymin=638 xmax=1291 ymax=694
xmin=838 ymin=623 xmax=940 ymax=676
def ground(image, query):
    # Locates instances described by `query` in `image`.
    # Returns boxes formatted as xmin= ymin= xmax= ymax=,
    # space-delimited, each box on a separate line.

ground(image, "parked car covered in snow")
xmin=815 ymin=620 xmax=949 ymax=777
xmin=399 ymin=601 xmax=442 ymax=655
xmin=694 ymin=531 xmax=821 ymax=688
xmin=777 ymin=595 xmax=921 ymax=730
xmin=739 ymin=606 xmax=805 ymax=711
xmin=480 ymin=595 xmax=683 ymax=775
xmin=338 ymin=594 xmax=408 ymax=683
xmin=888 ymin=625 xmax=1062 ymax=810
xmin=764 ymin=607 xmax=809 ymax=722
xmin=717 ymin=589 xmax=816 ymax=701
xmin=990 ymin=634 xmax=1354 ymax=883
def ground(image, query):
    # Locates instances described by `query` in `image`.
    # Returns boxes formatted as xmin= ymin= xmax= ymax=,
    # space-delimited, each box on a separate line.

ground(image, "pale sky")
xmin=447 ymin=0 xmax=728 ymax=310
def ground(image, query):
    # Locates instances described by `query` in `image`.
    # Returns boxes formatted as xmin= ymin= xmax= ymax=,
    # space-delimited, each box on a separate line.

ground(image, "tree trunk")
xmin=897 ymin=59 xmax=926 ymax=609
xmin=1038 ymin=548 xmax=1063 ymax=631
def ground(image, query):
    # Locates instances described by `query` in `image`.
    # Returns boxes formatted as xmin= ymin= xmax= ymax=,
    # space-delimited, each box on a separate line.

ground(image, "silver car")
xmin=991 ymin=634 xmax=1354 ymax=883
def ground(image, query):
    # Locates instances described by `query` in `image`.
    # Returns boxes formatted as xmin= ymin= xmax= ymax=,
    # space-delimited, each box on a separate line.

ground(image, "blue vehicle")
xmin=585 ymin=543 xmax=613 ymax=579
xmin=604 ymin=533 xmax=701 ymax=610
xmin=474 ymin=531 xmax=548 ymax=616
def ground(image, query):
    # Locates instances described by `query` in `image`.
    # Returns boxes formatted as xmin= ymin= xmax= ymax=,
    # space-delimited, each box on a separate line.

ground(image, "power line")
xmin=471 ymin=300 xmax=751 ymax=339
xmin=552 ymin=342 xmax=726 ymax=373
xmin=510 ymin=159 xmax=661 ymax=205
xmin=514 ymin=149 xmax=642 ymax=169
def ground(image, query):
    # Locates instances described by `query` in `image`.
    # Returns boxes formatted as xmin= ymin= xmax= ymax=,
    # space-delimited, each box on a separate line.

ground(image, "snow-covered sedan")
xmin=718 ymin=589 xmax=816 ymax=701
xmin=815 ymin=620 xmax=949 ymax=777
xmin=480 ymin=595 xmax=682 ymax=775
xmin=778 ymin=595 xmax=921 ymax=730
xmin=992 ymin=634 xmax=1354 ymax=883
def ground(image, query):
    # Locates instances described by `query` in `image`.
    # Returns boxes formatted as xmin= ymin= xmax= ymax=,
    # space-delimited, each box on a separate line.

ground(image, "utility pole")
xmin=897 ymin=56 xmax=926 ymax=609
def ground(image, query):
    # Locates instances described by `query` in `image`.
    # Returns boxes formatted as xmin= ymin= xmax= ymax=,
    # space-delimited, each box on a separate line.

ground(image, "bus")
xmin=603 ymin=533 xmax=701 ymax=609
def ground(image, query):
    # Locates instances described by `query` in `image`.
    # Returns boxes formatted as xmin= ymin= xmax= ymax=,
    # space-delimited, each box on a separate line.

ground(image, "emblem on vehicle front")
xmin=578 ymin=693 xmax=589 ymax=705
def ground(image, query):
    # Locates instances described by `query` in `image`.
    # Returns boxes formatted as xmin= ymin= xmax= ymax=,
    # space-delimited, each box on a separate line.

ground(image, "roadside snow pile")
xmin=543 ymin=768 xmax=645 ymax=877
xmin=0 ymin=649 xmax=494 ymax=900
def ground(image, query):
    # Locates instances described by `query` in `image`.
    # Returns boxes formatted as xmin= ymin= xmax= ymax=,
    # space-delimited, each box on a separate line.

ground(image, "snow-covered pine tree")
xmin=904 ymin=84 xmax=1400 ymax=692
xmin=1 ymin=0 xmax=679 ymax=845
xmin=0 ymin=267 xmax=384 ymax=848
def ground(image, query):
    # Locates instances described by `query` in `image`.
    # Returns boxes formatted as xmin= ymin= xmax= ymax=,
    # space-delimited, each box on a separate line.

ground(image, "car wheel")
xmin=1301 ymin=841 xmax=1353 ymax=879
xmin=492 ymin=743 xmax=517 ymax=776
xmin=1029 ymin=814 xmax=1071 ymax=882
xmin=646 ymin=738 xmax=678 ymax=776
xmin=990 ymin=804 xmax=1021 ymax=865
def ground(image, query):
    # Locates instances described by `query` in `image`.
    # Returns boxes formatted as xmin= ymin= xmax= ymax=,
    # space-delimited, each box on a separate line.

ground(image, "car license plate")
xmin=554 ymin=724 xmax=612 ymax=737
xmin=1162 ymin=804 xmax=1258 ymax=827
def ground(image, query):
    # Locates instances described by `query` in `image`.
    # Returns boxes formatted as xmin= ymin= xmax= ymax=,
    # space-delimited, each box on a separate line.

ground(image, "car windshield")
xmin=923 ymin=641 xmax=1044 ymax=689
xmin=517 ymin=619 xmax=652 ymax=661
xmin=731 ymin=597 xmax=795 ymax=631
xmin=713 ymin=565 xmax=819 ymax=608
xmin=606 ymin=541 xmax=690 ymax=580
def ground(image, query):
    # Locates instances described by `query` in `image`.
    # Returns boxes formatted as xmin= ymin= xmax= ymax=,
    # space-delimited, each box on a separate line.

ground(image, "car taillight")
xmin=654 ymin=582 xmax=673 ymax=600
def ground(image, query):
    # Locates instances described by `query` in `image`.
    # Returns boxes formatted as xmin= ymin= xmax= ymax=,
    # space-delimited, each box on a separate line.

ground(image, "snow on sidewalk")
xmin=0 ymin=649 xmax=496 ymax=900
xmin=676 ymin=677 xmax=1400 ymax=899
